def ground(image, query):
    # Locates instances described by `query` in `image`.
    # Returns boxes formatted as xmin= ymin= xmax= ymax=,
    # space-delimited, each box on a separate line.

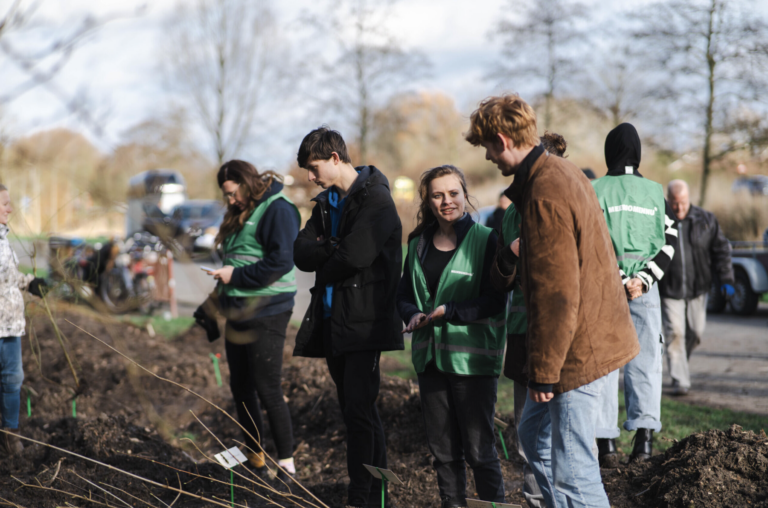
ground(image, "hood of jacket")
xmin=255 ymin=180 xmax=284 ymax=205
xmin=604 ymin=123 xmax=643 ymax=177
xmin=311 ymin=165 xmax=389 ymax=204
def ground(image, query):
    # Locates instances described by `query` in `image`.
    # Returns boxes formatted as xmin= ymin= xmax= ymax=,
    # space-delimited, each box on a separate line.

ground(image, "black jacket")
xmin=659 ymin=205 xmax=734 ymax=300
xmin=397 ymin=213 xmax=505 ymax=326
xmin=218 ymin=181 xmax=299 ymax=327
xmin=293 ymin=166 xmax=404 ymax=357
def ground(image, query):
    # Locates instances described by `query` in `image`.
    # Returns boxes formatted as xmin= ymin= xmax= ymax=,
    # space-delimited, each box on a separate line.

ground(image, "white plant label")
xmin=214 ymin=447 xmax=247 ymax=469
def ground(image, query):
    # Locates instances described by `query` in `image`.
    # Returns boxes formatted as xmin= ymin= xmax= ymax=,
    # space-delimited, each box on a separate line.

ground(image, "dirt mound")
xmin=5 ymin=304 xmax=764 ymax=507
xmin=0 ymin=305 xmax=529 ymax=507
xmin=604 ymin=425 xmax=768 ymax=508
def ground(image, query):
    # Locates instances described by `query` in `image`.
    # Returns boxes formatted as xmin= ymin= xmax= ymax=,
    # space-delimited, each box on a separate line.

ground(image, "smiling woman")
xmin=395 ymin=164 xmax=507 ymax=507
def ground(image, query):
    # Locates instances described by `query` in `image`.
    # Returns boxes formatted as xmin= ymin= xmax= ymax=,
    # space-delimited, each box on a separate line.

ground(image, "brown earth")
xmin=0 ymin=303 xmax=766 ymax=507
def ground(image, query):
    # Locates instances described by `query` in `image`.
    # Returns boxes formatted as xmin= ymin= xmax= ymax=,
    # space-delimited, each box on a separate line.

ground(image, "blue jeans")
xmin=596 ymin=284 xmax=663 ymax=438
xmin=0 ymin=337 xmax=23 ymax=429
xmin=519 ymin=376 xmax=610 ymax=508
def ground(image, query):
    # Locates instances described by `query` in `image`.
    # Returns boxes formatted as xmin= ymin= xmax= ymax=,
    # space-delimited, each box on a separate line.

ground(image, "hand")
xmin=317 ymin=235 xmax=325 ymax=242
xmin=211 ymin=266 xmax=235 ymax=284
xmin=529 ymin=388 xmax=554 ymax=403
xmin=721 ymin=284 xmax=735 ymax=299
xmin=426 ymin=305 xmax=446 ymax=323
xmin=510 ymin=238 xmax=520 ymax=257
xmin=402 ymin=313 xmax=427 ymax=334
xmin=193 ymin=304 xmax=221 ymax=342
xmin=625 ymin=278 xmax=643 ymax=301
xmin=27 ymin=277 xmax=48 ymax=298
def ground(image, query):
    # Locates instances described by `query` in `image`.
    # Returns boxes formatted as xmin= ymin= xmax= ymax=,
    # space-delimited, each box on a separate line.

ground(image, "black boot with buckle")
xmin=629 ymin=429 xmax=653 ymax=463
xmin=596 ymin=438 xmax=620 ymax=468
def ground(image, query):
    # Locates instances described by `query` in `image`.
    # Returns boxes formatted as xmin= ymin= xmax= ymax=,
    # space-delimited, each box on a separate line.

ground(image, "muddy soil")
xmin=0 ymin=304 xmax=765 ymax=507
xmin=604 ymin=425 xmax=768 ymax=508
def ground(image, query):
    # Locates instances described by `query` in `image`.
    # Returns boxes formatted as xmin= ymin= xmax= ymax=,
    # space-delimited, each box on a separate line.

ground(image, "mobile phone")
xmin=200 ymin=266 xmax=216 ymax=273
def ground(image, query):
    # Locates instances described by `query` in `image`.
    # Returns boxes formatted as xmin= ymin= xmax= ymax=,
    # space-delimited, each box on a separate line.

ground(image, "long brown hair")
xmin=407 ymin=165 xmax=476 ymax=242
xmin=215 ymin=160 xmax=282 ymax=247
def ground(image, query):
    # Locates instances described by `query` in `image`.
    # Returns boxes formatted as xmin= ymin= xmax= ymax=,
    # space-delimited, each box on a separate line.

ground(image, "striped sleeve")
xmin=635 ymin=200 xmax=678 ymax=291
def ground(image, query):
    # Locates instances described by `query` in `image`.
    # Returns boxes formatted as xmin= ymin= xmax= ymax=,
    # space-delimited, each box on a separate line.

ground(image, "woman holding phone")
xmin=396 ymin=165 xmax=507 ymax=508
xmin=194 ymin=160 xmax=299 ymax=481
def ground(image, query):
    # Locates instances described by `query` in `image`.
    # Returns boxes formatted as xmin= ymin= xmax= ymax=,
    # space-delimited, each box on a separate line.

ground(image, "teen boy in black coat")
xmin=293 ymin=126 xmax=403 ymax=508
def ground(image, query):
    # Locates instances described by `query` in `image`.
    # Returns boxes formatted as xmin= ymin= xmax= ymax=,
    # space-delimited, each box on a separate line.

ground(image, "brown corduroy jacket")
xmin=491 ymin=151 xmax=639 ymax=394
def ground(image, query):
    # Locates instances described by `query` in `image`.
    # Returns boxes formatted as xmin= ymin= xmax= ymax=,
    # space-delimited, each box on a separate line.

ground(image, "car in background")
xmin=171 ymin=200 xmax=226 ymax=253
xmin=708 ymin=234 xmax=768 ymax=316
xmin=731 ymin=175 xmax=768 ymax=196
xmin=193 ymin=213 xmax=223 ymax=253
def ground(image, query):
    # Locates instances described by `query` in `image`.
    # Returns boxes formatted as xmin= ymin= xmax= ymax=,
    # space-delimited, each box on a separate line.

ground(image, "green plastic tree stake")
xmin=497 ymin=428 xmax=509 ymax=460
xmin=26 ymin=389 xmax=31 ymax=417
xmin=210 ymin=353 xmax=223 ymax=387
xmin=72 ymin=398 xmax=77 ymax=418
xmin=230 ymin=469 xmax=234 ymax=507
xmin=375 ymin=467 xmax=387 ymax=508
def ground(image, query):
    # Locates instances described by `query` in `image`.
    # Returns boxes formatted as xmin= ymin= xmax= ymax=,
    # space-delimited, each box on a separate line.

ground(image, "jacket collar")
xmin=505 ymin=145 xmax=547 ymax=211
xmin=312 ymin=165 xmax=384 ymax=204
xmin=0 ymin=224 xmax=8 ymax=240
xmin=415 ymin=212 xmax=475 ymax=261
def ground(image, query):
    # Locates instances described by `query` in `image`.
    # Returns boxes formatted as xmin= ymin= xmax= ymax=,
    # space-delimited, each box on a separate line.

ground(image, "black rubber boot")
xmin=629 ymin=429 xmax=653 ymax=463
xmin=596 ymin=438 xmax=620 ymax=468
xmin=441 ymin=499 xmax=467 ymax=508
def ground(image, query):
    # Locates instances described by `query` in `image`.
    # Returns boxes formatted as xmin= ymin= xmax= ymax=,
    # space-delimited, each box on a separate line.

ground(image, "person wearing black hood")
xmin=592 ymin=123 xmax=679 ymax=466
xmin=293 ymin=127 xmax=403 ymax=508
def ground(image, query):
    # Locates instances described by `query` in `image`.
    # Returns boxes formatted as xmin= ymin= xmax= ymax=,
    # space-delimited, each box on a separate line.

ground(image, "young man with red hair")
xmin=466 ymin=94 xmax=639 ymax=508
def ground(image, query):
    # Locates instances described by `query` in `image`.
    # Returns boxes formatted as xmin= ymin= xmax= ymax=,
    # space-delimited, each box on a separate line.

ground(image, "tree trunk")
xmin=545 ymin=24 xmax=555 ymax=130
xmin=700 ymin=0 xmax=717 ymax=207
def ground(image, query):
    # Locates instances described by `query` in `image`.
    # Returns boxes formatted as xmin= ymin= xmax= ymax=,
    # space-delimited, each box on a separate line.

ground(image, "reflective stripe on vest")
xmin=223 ymin=254 xmax=262 ymax=263
xmin=592 ymin=176 xmax=667 ymax=277
xmin=219 ymin=192 xmax=300 ymax=298
xmin=408 ymin=222 xmax=506 ymax=376
xmin=413 ymin=338 xmax=505 ymax=356
xmin=501 ymin=204 xmax=528 ymax=334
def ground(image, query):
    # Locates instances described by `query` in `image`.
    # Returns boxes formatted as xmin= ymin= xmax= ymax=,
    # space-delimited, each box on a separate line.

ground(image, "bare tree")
xmin=310 ymin=0 xmax=430 ymax=163
xmin=163 ymin=0 xmax=291 ymax=166
xmin=579 ymin=43 xmax=650 ymax=128
xmin=491 ymin=0 xmax=589 ymax=130
xmin=0 ymin=1 xmax=131 ymax=139
xmin=632 ymin=0 xmax=768 ymax=205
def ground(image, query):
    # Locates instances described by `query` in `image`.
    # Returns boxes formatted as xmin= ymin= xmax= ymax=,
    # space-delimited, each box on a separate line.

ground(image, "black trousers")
xmin=417 ymin=362 xmax=505 ymax=505
xmin=324 ymin=320 xmax=387 ymax=507
xmin=225 ymin=310 xmax=294 ymax=460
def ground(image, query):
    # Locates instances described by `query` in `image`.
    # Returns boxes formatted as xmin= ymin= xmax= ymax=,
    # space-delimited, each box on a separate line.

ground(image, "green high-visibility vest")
xmin=219 ymin=192 xmax=300 ymax=297
xmin=408 ymin=222 xmax=506 ymax=376
xmin=501 ymin=204 xmax=527 ymax=335
xmin=592 ymin=175 xmax=667 ymax=277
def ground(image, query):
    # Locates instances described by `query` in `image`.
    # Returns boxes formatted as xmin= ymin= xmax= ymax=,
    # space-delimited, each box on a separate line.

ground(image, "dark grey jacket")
xmin=293 ymin=166 xmax=403 ymax=357
xmin=659 ymin=205 xmax=734 ymax=299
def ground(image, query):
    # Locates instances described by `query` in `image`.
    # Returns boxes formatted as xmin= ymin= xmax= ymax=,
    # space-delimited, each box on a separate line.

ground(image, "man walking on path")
xmin=660 ymin=179 xmax=734 ymax=396
xmin=468 ymin=94 xmax=639 ymax=508
xmin=292 ymin=127 xmax=403 ymax=508
xmin=592 ymin=123 xmax=680 ymax=467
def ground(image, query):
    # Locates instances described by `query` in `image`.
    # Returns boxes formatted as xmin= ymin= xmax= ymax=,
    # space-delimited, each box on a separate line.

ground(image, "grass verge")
xmin=125 ymin=315 xmax=196 ymax=340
